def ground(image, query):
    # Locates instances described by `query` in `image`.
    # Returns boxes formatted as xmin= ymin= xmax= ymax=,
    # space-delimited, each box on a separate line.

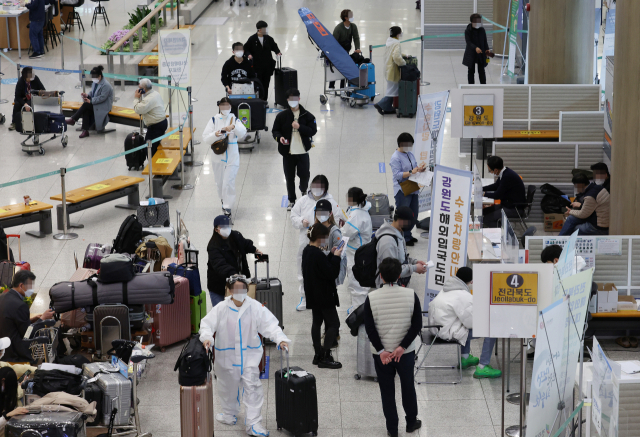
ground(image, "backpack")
xmin=400 ymin=64 xmax=421 ymax=82
xmin=350 ymin=52 xmax=370 ymax=65
xmin=112 ymin=215 xmax=143 ymax=255
xmin=174 ymin=336 xmax=213 ymax=386
xmin=32 ymin=369 xmax=84 ymax=397
xmin=352 ymin=233 xmax=398 ymax=288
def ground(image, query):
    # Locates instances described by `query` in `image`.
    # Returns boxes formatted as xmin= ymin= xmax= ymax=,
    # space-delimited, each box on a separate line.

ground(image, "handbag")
xmin=400 ymin=179 xmax=420 ymax=195
xmin=137 ymin=201 xmax=170 ymax=227
xmin=345 ymin=303 xmax=365 ymax=337
xmin=211 ymin=116 xmax=233 ymax=155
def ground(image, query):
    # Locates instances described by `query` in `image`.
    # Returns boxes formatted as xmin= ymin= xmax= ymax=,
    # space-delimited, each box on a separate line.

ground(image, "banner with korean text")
xmin=424 ymin=165 xmax=472 ymax=309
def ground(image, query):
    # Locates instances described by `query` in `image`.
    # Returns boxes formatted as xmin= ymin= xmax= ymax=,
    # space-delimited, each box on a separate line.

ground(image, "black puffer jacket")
xmin=206 ymin=231 xmax=256 ymax=297
xmin=272 ymin=104 xmax=317 ymax=156
xmin=462 ymin=24 xmax=489 ymax=67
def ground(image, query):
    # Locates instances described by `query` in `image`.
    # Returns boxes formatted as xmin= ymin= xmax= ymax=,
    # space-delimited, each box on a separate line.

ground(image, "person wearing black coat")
xmin=244 ymin=21 xmax=282 ymax=102
xmin=272 ymin=89 xmax=317 ymax=209
xmin=302 ymin=223 xmax=343 ymax=370
xmin=206 ymin=215 xmax=261 ymax=308
xmin=10 ymin=67 xmax=45 ymax=132
xmin=462 ymin=14 xmax=492 ymax=84
xmin=221 ymin=42 xmax=256 ymax=94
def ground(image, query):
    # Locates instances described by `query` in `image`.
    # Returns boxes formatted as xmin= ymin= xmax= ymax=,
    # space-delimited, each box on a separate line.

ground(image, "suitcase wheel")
xmin=0 ymin=114 xmax=5 ymax=124
xmin=354 ymin=374 xmax=361 ymax=380
xmin=39 ymin=147 xmax=45 ymax=155
xmin=62 ymin=136 xmax=68 ymax=147
xmin=319 ymin=95 xmax=327 ymax=105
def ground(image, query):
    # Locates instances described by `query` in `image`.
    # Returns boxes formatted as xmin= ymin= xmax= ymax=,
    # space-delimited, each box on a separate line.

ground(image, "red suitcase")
xmin=146 ymin=275 xmax=191 ymax=351
xmin=7 ymin=234 xmax=30 ymax=272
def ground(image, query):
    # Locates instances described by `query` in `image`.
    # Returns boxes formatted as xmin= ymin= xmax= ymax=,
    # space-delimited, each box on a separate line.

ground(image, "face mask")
xmin=92 ymin=78 xmax=99 ymax=83
xmin=595 ymin=178 xmax=605 ymax=186
xmin=219 ymin=227 xmax=231 ymax=238
xmin=473 ymin=23 xmax=482 ymax=29
xmin=232 ymin=290 xmax=247 ymax=302
xmin=348 ymin=17 xmax=354 ymax=22
xmin=262 ymin=28 xmax=268 ymax=35
xmin=311 ymin=188 xmax=324 ymax=197
xmin=288 ymin=100 xmax=299 ymax=108
xmin=221 ymin=109 xmax=231 ymax=116
xmin=234 ymin=50 xmax=244 ymax=58
xmin=398 ymin=33 xmax=403 ymax=39
xmin=25 ymin=288 xmax=35 ymax=297
xmin=317 ymin=214 xmax=330 ymax=223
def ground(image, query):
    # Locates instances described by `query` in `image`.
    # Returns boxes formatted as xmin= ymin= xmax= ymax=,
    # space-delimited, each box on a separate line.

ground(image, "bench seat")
xmin=141 ymin=150 xmax=182 ymax=199
xmin=0 ymin=201 xmax=53 ymax=238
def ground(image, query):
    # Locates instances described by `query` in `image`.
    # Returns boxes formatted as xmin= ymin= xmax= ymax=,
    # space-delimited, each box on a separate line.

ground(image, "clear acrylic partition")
xmin=501 ymin=210 xmax=519 ymax=264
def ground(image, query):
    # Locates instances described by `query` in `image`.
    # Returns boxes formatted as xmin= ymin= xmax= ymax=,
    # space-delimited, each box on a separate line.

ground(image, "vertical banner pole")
xmin=80 ymin=39 xmax=86 ymax=93
xmin=53 ymin=168 xmax=78 ymax=240
xmin=147 ymin=140 xmax=153 ymax=198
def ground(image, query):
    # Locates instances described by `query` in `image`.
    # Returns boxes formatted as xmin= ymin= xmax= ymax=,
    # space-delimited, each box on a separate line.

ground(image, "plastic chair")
xmin=65 ymin=0 xmax=85 ymax=32
xmin=414 ymin=324 xmax=462 ymax=385
xmin=513 ymin=185 xmax=537 ymax=232
xmin=91 ymin=0 xmax=109 ymax=26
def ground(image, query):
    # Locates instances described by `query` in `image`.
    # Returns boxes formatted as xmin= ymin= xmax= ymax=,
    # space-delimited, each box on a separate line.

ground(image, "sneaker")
xmin=460 ymin=354 xmax=480 ymax=369
xmin=387 ymin=432 xmax=398 ymax=437
xmin=216 ymin=413 xmax=237 ymax=426
xmin=8 ymin=123 xmax=15 ymax=131
xmin=373 ymin=103 xmax=385 ymax=116
xmin=318 ymin=351 xmax=341 ymax=369
xmin=406 ymin=419 xmax=422 ymax=433
xmin=287 ymin=201 xmax=294 ymax=211
xmin=34 ymin=52 xmax=44 ymax=58
xmin=296 ymin=296 xmax=307 ymax=311
xmin=29 ymin=53 xmax=39 ymax=60
xmin=246 ymin=423 xmax=269 ymax=436
xmin=65 ymin=118 xmax=76 ymax=126
xmin=406 ymin=239 xmax=415 ymax=247
xmin=312 ymin=354 xmax=322 ymax=365
xmin=473 ymin=365 xmax=502 ymax=379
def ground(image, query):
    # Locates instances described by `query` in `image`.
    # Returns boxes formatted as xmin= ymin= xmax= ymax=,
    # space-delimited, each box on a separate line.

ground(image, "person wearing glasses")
xmin=199 ymin=274 xmax=290 ymax=437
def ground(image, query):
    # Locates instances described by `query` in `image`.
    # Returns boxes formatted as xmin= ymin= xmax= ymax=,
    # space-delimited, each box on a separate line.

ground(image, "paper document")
xmin=620 ymin=361 xmax=640 ymax=375
xmin=482 ymin=228 xmax=502 ymax=244
xmin=409 ymin=170 xmax=433 ymax=187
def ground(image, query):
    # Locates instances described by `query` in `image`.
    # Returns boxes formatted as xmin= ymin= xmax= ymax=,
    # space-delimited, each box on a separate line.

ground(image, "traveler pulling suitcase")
xmin=125 ymin=131 xmax=146 ymax=171
xmin=179 ymin=373 xmax=214 ymax=437
xmin=355 ymin=325 xmax=377 ymax=381
xmin=396 ymin=79 xmax=419 ymax=118
xmin=275 ymin=349 xmax=318 ymax=436
xmin=83 ymin=243 xmax=112 ymax=269
xmin=274 ymin=56 xmax=298 ymax=108
xmin=146 ymin=275 xmax=191 ymax=351
xmin=254 ymin=254 xmax=284 ymax=331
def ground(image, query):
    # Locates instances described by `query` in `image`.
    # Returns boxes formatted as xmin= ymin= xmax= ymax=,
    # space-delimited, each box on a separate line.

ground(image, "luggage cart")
xmin=227 ymin=82 xmax=268 ymax=152
xmin=319 ymin=56 xmax=374 ymax=107
xmin=23 ymin=319 xmax=58 ymax=364
xmin=21 ymin=90 xmax=68 ymax=156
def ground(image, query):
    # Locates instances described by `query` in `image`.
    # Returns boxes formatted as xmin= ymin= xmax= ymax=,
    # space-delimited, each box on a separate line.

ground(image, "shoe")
xmin=312 ymin=354 xmax=322 ymax=365
xmin=246 ymin=423 xmax=269 ymax=436
xmin=410 ymin=237 xmax=418 ymax=243
xmin=8 ymin=123 xmax=15 ymax=131
xmin=473 ymin=365 xmax=502 ymax=379
xmin=79 ymin=130 xmax=90 ymax=138
xmin=65 ymin=118 xmax=76 ymax=126
xmin=35 ymin=52 xmax=43 ymax=58
xmin=29 ymin=53 xmax=39 ymax=60
xmin=406 ymin=419 xmax=422 ymax=433
xmin=374 ymin=103 xmax=385 ymax=116
xmin=630 ymin=337 xmax=638 ymax=348
xmin=406 ymin=239 xmax=415 ymax=247
xmin=616 ymin=336 xmax=631 ymax=348
xmin=387 ymin=432 xmax=398 ymax=437
xmin=215 ymin=413 xmax=237 ymax=426
xmin=318 ymin=351 xmax=341 ymax=369
xmin=460 ymin=354 xmax=480 ymax=369
xmin=287 ymin=201 xmax=294 ymax=211
xmin=296 ymin=296 xmax=307 ymax=311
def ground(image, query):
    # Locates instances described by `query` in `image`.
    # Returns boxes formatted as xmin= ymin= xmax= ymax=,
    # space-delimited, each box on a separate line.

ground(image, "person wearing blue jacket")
xmin=25 ymin=0 xmax=46 ymax=59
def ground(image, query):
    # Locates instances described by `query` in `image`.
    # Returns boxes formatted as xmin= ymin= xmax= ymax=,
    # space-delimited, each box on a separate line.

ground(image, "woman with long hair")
xmin=0 ymin=367 xmax=29 ymax=437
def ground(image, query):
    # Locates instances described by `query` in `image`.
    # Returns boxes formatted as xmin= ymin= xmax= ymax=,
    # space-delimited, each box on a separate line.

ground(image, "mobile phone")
xmin=336 ymin=240 xmax=346 ymax=251
xmin=282 ymin=138 xmax=289 ymax=145
xmin=18 ymin=370 xmax=32 ymax=384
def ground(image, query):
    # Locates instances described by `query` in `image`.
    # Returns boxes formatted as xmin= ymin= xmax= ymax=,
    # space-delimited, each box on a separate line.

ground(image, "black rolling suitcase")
xmin=275 ymin=349 xmax=318 ymax=436
xmin=274 ymin=57 xmax=298 ymax=108
xmin=230 ymin=98 xmax=268 ymax=132
xmin=124 ymin=131 xmax=146 ymax=171
xmin=6 ymin=411 xmax=85 ymax=437
xmin=84 ymin=382 xmax=104 ymax=426
xmin=253 ymin=254 xmax=283 ymax=331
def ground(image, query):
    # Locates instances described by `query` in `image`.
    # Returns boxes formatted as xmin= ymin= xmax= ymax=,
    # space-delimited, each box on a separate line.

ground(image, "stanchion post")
xmin=55 ymin=32 xmax=70 ymax=75
xmin=185 ymin=86 xmax=202 ymax=167
xmin=501 ymin=339 xmax=505 ymax=437
xmin=16 ymin=63 xmax=20 ymax=82
xmin=168 ymin=78 xmax=173 ymax=127
xmin=369 ymin=44 xmax=372 ymax=62
xmin=176 ymin=0 xmax=180 ymax=29
xmin=147 ymin=140 xmax=153 ymax=198
xmin=53 ymin=168 xmax=78 ymax=240
xmin=171 ymin=126 xmax=193 ymax=191
xmin=80 ymin=38 xmax=86 ymax=93
xmin=519 ymin=339 xmax=526 ymax=436
xmin=420 ymin=35 xmax=430 ymax=86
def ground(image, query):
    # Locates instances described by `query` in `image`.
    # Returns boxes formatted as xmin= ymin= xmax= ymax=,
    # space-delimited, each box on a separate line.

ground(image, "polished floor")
xmin=0 ymin=0 xmax=610 ymax=436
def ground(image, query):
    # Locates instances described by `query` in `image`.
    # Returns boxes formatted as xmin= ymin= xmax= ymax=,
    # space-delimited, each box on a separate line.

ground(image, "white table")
xmin=1 ymin=8 xmax=28 ymax=59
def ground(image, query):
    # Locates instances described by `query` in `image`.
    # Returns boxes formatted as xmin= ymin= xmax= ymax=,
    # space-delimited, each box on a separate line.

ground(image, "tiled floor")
xmin=1 ymin=0 xmax=630 ymax=436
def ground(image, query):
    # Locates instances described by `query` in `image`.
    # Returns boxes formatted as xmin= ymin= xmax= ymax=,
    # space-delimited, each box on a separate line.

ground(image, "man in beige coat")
xmin=374 ymin=26 xmax=407 ymax=115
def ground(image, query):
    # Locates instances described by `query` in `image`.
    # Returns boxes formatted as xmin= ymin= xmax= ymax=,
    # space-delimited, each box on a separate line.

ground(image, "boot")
xmin=318 ymin=350 xmax=341 ymax=369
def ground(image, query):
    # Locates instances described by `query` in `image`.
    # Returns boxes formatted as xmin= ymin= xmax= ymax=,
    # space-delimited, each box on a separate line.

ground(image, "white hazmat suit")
xmin=340 ymin=202 xmax=373 ymax=309
xmin=290 ymin=191 xmax=347 ymax=310
xmin=202 ymin=113 xmax=247 ymax=210
xmin=199 ymin=296 xmax=290 ymax=431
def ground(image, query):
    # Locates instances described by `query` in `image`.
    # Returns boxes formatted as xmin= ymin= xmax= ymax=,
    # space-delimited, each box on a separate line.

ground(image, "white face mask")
xmin=232 ymin=290 xmax=247 ymax=302
xmin=317 ymin=214 xmax=330 ymax=223
xmin=221 ymin=109 xmax=231 ymax=116
xmin=218 ymin=227 xmax=231 ymax=238
xmin=234 ymin=50 xmax=244 ymax=58
xmin=398 ymin=33 xmax=403 ymax=39
xmin=311 ymin=188 xmax=324 ymax=198
xmin=473 ymin=23 xmax=482 ymax=29
xmin=25 ymin=288 xmax=35 ymax=297
xmin=595 ymin=178 xmax=606 ymax=186
xmin=288 ymin=100 xmax=299 ymax=108
xmin=349 ymin=17 xmax=354 ymax=22
xmin=92 ymin=78 xmax=99 ymax=83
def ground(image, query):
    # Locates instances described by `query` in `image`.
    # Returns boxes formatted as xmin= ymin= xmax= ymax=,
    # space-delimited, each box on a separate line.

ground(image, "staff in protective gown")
xmin=199 ymin=275 xmax=290 ymax=437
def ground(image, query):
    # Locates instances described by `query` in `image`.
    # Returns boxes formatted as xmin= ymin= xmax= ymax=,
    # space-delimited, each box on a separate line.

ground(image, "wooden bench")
xmin=50 ymin=176 xmax=145 ymax=230
xmin=158 ymin=127 xmax=195 ymax=151
xmin=139 ymin=54 xmax=159 ymax=67
xmin=62 ymin=102 xmax=144 ymax=129
xmin=142 ymin=150 xmax=182 ymax=199
xmin=0 ymin=201 xmax=53 ymax=238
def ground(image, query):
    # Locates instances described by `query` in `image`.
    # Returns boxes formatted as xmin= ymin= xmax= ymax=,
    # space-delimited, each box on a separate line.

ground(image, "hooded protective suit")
xmin=340 ymin=202 xmax=373 ymax=308
xmin=202 ymin=113 xmax=247 ymax=210
xmin=199 ymin=296 xmax=290 ymax=428
xmin=427 ymin=276 xmax=473 ymax=345
xmin=291 ymin=191 xmax=347 ymax=306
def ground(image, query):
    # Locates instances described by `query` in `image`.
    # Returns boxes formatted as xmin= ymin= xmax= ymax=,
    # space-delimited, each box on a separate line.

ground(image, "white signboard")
xmin=449 ymin=88 xmax=504 ymax=139
xmin=159 ymin=28 xmax=191 ymax=119
xmin=423 ymin=166 xmax=472 ymax=310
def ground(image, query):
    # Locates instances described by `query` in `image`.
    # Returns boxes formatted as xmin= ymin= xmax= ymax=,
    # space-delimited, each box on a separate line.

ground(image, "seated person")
xmin=65 ymin=65 xmax=114 ymax=139
xmin=0 ymin=271 xmax=54 ymax=364
xmin=0 ymin=367 xmax=29 ymax=435
xmin=0 ymin=337 xmax=37 ymax=405
xmin=10 ymin=67 xmax=45 ymax=132
xmin=566 ymin=174 xmax=589 ymax=212
xmin=428 ymin=267 xmax=501 ymax=379
xmin=591 ymin=162 xmax=611 ymax=193
xmin=559 ymin=175 xmax=609 ymax=236
xmin=221 ymin=42 xmax=255 ymax=95
xmin=482 ymin=156 xmax=526 ymax=228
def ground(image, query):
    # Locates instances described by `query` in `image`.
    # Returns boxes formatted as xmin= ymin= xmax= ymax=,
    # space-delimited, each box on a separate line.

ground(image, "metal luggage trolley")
xmin=21 ymin=90 xmax=69 ymax=156
xmin=319 ymin=56 xmax=375 ymax=107
xmin=227 ymin=84 xmax=268 ymax=152
xmin=23 ymin=319 xmax=58 ymax=364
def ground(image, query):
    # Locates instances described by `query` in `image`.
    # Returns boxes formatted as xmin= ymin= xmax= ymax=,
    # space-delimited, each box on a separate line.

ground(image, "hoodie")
xmin=383 ymin=37 xmax=406 ymax=82
xmin=341 ymin=201 xmax=373 ymax=252
xmin=220 ymin=56 xmax=255 ymax=88
xmin=375 ymin=221 xmax=417 ymax=288
xmin=428 ymin=276 xmax=473 ymax=345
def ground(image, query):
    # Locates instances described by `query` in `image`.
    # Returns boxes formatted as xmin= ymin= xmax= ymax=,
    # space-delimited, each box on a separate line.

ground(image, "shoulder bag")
xmin=211 ymin=116 xmax=233 ymax=155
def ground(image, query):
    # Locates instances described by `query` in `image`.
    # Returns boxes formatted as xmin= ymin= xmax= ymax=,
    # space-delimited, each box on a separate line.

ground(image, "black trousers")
xmin=373 ymin=351 xmax=418 ymax=434
xmin=145 ymin=118 xmax=168 ymax=158
xmin=467 ymin=61 xmax=487 ymax=84
xmin=71 ymin=102 xmax=95 ymax=130
xmin=282 ymin=153 xmax=310 ymax=203
xmin=311 ymin=306 xmax=340 ymax=356
xmin=482 ymin=204 xmax=521 ymax=228
xmin=328 ymin=79 xmax=346 ymax=90
xmin=256 ymin=71 xmax=271 ymax=101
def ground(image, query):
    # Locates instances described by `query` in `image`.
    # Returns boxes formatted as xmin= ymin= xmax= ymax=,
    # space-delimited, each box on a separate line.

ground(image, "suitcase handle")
xmin=6 ymin=234 xmax=20 ymax=262
xmin=279 ymin=346 xmax=290 ymax=377
xmin=254 ymin=254 xmax=269 ymax=288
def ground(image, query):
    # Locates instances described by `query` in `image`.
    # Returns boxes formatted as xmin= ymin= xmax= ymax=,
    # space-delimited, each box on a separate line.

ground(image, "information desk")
xmin=0 ymin=2 xmax=61 ymax=55
xmin=587 ymin=310 xmax=640 ymax=335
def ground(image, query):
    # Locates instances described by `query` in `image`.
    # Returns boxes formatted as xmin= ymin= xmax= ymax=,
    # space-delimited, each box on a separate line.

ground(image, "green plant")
xmin=128 ymin=6 xmax=152 ymax=27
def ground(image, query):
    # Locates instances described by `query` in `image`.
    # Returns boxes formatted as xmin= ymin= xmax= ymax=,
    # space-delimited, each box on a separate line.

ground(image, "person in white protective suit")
xmin=202 ymin=97 xmax=247 ymax=217
xmin=340 ymin=187 xmax=373 ymax=312
xmin=199 ymin=275 xmax=290 ymax=437
xmin=291 ymin=174 xmax=347 ymax=311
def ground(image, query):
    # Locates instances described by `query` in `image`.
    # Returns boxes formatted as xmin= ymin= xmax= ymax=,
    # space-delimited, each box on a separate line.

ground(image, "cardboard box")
xmin=544 ymin=213 xmax=566 ymax=232
xmin=617 ymin=295 xmax=637 ymax=311
xmin=597 ymin=283 xmax=618 ymax=313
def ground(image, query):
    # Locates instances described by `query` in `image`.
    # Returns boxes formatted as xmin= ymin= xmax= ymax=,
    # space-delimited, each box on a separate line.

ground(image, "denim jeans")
xmin=461 ymin=329 xmax=497 ymax=366
xmin=559 ymin=215 xmax=608 ymax=236
xmin=377 ymin=95 xmax=395 ymax=112
xmin=209 ymin=291 xmax=225 ymax=308
xmin=394 ymin=191 xmax=419 ymax=241
xmin=29 ymin=20 xmax=45 ymax=55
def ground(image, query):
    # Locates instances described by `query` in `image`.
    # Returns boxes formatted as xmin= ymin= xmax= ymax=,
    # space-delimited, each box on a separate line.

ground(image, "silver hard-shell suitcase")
xmin=355 ymin=325 xmax=377 ymax=380
xmin=83 ymin=362 xmax=132 ymax=426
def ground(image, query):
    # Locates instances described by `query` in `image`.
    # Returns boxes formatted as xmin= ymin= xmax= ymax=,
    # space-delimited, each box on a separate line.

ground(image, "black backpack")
xmin=32 ymin=369 xmax=84 ymax=397
xmin=539 ymin=183 xmax=571 ymax=214
xmin=112 ymin=215 xmax=143 ymax=254
xmin=174 ymin=336 xmax=213 ymax=386
xmin=400 ymin=65 xmax=421 ymax=82
xmin=352 ymin=234 xmax=398 ymax=288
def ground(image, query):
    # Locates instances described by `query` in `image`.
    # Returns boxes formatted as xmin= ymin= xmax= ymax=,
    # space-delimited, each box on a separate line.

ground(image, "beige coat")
xmin=383 ymin=37 xmax=406 ymax=82
xmin=27 ymin=391 xmax=97 ymax=422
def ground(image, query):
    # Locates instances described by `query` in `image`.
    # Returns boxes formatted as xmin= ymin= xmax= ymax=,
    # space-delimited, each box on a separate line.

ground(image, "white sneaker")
xmin=246 ymin=423 xmax=270 ymax=436
xmin=296 ymin=296 xmax=307 ymax=311
xmin=216 ymin=413 xmax=238 ymax=426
